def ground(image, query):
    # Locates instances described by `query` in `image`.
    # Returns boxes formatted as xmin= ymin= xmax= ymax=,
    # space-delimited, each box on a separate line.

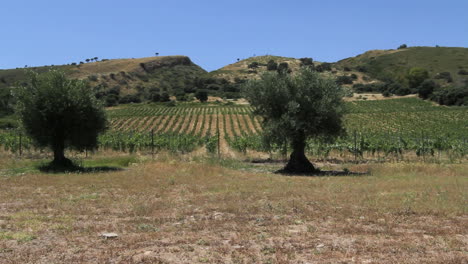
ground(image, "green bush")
xmin=458 ymin=69 xmax=468 ymax=75
xmin=119 ymin=94 xmax=141 ymax=104
xmin=160 ymin=93 xmax=170 ymax=102
xmin=277 ymin=62 xmax=290 ymax=74
xmin=336 ymin=75 xmax=354 ymax=85
xmin=398 ymin=44 xmax=408 ymax=49
xmin=266 ymin=60 xmax=278 ymax=71
xmin=248 ymin=62 xmax=259 ymax=69
xmin=417 ymin=79 xmax=437 ymax=99
xmin=195 ymin=90 xmax=208 ymax=102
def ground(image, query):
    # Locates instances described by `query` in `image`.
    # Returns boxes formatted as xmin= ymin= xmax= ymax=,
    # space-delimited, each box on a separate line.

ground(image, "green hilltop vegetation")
xmin=336 ymin=46 xmax=468 ymax=86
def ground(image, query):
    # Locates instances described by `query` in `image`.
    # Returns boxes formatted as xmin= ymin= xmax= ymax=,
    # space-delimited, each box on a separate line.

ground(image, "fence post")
xmin=151 ymin=129 xmax=154 ymax=160
xmin=217 ymin=115 xmax=220 ymax=159
xmin=353 ymin=130 xmax=357 ymax=163
xmin=19 ymin=132 xmax=22 ymax=157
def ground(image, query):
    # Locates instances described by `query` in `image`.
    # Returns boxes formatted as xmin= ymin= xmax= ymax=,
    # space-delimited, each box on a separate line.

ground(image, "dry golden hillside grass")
xmin=0 ymin=156 xmax=466 ymax=263
xmin=68 ymin=56 xmax=189 ymax=79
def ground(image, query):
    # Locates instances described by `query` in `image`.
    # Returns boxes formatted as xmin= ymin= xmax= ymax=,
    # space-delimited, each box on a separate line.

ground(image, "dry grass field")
xmin=0 ymin=154 xmax=467 ymax=263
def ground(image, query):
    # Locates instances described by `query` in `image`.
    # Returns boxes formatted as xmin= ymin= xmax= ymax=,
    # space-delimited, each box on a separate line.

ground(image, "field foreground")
xmin=0 ymin=158 xmax=467 ymax=263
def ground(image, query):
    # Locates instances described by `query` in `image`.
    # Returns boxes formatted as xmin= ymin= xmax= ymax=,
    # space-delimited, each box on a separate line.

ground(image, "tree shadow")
xmin=274 ymin=169 xmax=368 ymax=177
xmin=38 ymin=163 xmax=124 ymax=174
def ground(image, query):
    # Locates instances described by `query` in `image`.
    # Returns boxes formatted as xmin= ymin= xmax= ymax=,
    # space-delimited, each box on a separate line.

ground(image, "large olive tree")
xmin=14 ymin=70 xmax=107 ymax=167
xmin=243 ymin=67 xmax=346 ymax=173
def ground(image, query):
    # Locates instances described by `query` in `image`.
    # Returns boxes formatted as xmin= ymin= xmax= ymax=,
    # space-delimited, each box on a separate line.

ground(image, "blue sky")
xmin=2 ymin=0 xmax=467 ymax=71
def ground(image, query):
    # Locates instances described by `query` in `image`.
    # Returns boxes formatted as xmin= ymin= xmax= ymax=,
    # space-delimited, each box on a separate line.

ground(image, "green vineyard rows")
xmin=1 ymin=98 xmax=467 ymax=160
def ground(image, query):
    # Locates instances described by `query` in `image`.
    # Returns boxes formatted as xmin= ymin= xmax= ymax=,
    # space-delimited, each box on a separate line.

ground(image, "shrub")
xmin=277 ymin=62 xmax=290 ymax=74
xmin=105 ymin=94 xmax=119 ymax=107
xmin=299 ymin=58 xmax=314 ymax=67
xmin=457 ymin=69 xmax=468 ymax=75
xmin=398 ymin=44 xmax=408 ymax=49
xmin=382 ymin=91 xmax=391 ymax=97
xmin=160 ymin=93 xmax=170 ymax=102
xmin=356 ymin=66 xmax=367 ymax=73
xmin=150 ymin=93 xmax=161 ymax=102
xmin=431 ymin=86 xmax=468 ymax=106
xmin=316 ymin=63 xmax=332 ymax=72
xmin=350 ymin=74 xmax=358 ymax=80
xmin=266 ymin=60 xmax=278 ymax=71
xmin=343 ymin=67 xmax=351 ymax=72
xmin=119 ymin=94 xmax=141 ymax=104
xmin=407 ymin=67 xmax=429 ymax=88
xmin=417 ymin=79 xmax=437 ymax=99
xmin=248 ymin=62 xmax=259 ymax=69
xmin=336 ymin=75 xmax=354 ymax=85
xmin=176 ymin=93 xmax=188 ymax=101
xmin=195 ymin=90 xmax=208 ymax=102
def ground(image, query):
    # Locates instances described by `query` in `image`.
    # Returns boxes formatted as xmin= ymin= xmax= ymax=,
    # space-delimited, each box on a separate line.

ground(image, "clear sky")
xmin=2 ymin=0 xmax=467 ymax=71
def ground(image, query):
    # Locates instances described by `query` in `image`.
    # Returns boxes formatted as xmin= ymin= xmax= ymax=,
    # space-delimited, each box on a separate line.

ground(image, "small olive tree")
xmin=243 ymin=67 xmax=346 ymax=173
xmin=14 ymin=70 xmax=107 ymax=167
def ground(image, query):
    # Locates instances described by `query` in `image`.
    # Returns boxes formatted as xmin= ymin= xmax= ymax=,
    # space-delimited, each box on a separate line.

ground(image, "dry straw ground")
xmin=0 ymin=155 xmax=467 ymax=263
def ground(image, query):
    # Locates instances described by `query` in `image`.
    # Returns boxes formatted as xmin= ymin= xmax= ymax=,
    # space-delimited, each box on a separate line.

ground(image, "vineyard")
xmin=1 ymin=98 xmax=467 ymax=161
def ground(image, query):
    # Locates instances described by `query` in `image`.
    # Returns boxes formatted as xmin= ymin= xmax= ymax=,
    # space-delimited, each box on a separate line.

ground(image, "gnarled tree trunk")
xmin=51 ymin=140 xmax=73 ymax=168
xmin=282 ymin=133 xmax=318 ymax=174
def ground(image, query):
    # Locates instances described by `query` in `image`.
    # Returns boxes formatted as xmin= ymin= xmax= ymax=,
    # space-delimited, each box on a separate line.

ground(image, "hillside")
xmin=209 ymin=55 xmax=376 ymax=84
xmin=0 ymin=56 xmax=207 ymax=114
xmin=335 ymin=46 xmax=468 ymax=86
xmin=209 ymin=55 xmax=301 ymax=81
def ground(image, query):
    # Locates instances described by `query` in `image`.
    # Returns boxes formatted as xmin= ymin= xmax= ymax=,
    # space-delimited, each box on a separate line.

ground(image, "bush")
xmin=160 ymin=93 xmax=170 ymax=102
xmin=119 ymin=94 xmax=141 ymax=104
xmin=458 ymin=69 xmax=468 ymax=75
xmin=343 ymin=67 xmax=351 ymax=72
xmin=431 ymin=86 xmax=468 ymax=106
xmin=105 ymin=94 xmax=119 ymax=106
xmin=350 ymin=74 xmax=358 ymax=80
xmin=195 ymin=90 xmax=208 ymax=102
xmin=316 ymin=63 xmax=332 ymax=72
xmin=150 ymin=93 xmax=161 ymax=102
xmin=277 ymin=62 xmax=290 ymax=74
xmin=417 ymin=79 xmax=437 ymax=99
xmin=407 ymin=67 xmax=429 ymax=88
xmin=356 ymin=66 xmax=368 ymax=73
xmin=336 ymin=75 xmax=353 ymax=85
xmin=266 ymin=60 xmax=278 ymax=71
xmin=352 ymin=83 xmax=383 ymax=93
xmin=248 ymin=62 xmax=259 ymax=69
xmin=299 ymin=58 xmax=313 ymax=66
xmin=398 ymin=44 xmax=408 ymax=49
xmin=382 ymin=91 xmax=391 ymax=97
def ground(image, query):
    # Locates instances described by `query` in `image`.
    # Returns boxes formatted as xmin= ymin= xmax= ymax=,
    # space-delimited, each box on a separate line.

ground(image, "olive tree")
xmin=14 ymin=70 xmax=107 ymax=167
xmin=243 ymin=67 xmax=346 ymax=173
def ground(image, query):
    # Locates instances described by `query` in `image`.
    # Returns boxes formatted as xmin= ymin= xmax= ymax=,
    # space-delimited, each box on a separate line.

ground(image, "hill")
xmin=0 ymin=56 xmax=206 ymax=114
xmin=335 ymin=46 xmax=468 ymax=86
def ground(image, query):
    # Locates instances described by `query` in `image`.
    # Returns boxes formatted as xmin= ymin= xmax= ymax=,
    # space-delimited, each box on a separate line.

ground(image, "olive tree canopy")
xmin=243 ymin=67 xmax=346 ymax=173
xmin=14 ymin=70 xmax=107 ymax=167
